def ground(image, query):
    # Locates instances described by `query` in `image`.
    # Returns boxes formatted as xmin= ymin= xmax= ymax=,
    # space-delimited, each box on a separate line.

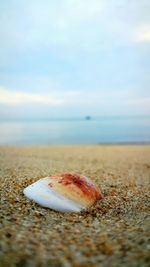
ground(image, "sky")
xmin=0 ymin=0 xmax=150 ymax=120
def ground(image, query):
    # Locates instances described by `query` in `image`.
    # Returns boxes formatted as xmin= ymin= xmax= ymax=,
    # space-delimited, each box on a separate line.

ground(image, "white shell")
xmin=23 ymin=173 xmax=103 ymax=213
xmin=24 ymin=177 xmax=83 ymax=212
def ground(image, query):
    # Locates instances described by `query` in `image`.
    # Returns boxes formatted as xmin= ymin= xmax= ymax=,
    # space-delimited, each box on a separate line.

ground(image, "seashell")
xmin=23 ymin=173 xmax=103 ymax=212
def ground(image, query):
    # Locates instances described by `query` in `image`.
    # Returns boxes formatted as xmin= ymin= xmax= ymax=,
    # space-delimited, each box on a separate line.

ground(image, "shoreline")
xmin=0 ymin=142 xmax=150 ymax=147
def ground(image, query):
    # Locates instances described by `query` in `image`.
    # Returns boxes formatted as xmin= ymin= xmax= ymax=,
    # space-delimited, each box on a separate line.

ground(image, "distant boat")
xmin=85 ymin=116 xmax=91 ymax=120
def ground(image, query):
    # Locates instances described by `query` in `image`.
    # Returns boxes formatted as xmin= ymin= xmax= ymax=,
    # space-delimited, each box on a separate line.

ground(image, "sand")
xmin=0 ymin=145 xmax=150 ymax=267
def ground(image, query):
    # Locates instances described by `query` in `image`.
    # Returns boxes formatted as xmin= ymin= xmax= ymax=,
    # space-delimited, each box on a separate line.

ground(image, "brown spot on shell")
xmin=48 ymin=173 xmax=103 ymax=207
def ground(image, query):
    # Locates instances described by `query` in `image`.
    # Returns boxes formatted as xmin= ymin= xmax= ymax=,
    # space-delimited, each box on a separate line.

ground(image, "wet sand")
xmin=0 ymin=145 xmax=150 ymax=267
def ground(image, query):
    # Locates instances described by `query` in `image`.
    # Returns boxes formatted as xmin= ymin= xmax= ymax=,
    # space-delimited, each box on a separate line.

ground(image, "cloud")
xmin=0 ymin=0 xmax=103 ymax=51
xmin=0 ymin=1 xmax=150 ymax=119
xmin=1 ymin=0 xmax=149 ymax=54
xmin=0 ymin=86 xmax=150 ymax=119
xmin=134 ymin=26 xmax=150 ymax=43
xmin=0 ymin=87 xmax=63 ymax=105
xmin=127 ymin=97 xmax=150 ymax=107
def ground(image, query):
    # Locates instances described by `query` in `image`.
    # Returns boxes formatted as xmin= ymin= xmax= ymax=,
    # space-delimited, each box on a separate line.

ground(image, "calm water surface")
xmin=0 ymin=117 xmax=150 ymax=145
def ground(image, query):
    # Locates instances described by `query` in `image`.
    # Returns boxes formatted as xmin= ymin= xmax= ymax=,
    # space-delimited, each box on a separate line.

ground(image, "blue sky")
xmin=0 ymin=0 xmax=150 ymax=120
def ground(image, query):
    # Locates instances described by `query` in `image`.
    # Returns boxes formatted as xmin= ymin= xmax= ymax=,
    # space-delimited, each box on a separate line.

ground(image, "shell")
xmin=23 ymin=173 xmax=103 ymax=212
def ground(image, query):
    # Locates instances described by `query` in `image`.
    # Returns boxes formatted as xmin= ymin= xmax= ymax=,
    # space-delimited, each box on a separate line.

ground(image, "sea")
xmin=0 ymin=117 xmax=150 ymax=145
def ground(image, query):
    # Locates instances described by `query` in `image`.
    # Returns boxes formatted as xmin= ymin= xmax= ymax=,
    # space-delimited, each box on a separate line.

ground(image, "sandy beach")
xmin=0 ymin=145 xmax=150 ymax=267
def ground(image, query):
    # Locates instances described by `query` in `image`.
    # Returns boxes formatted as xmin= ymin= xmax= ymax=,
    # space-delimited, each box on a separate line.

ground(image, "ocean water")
xmin=0 ymin=117 xmax=150 ymax=145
